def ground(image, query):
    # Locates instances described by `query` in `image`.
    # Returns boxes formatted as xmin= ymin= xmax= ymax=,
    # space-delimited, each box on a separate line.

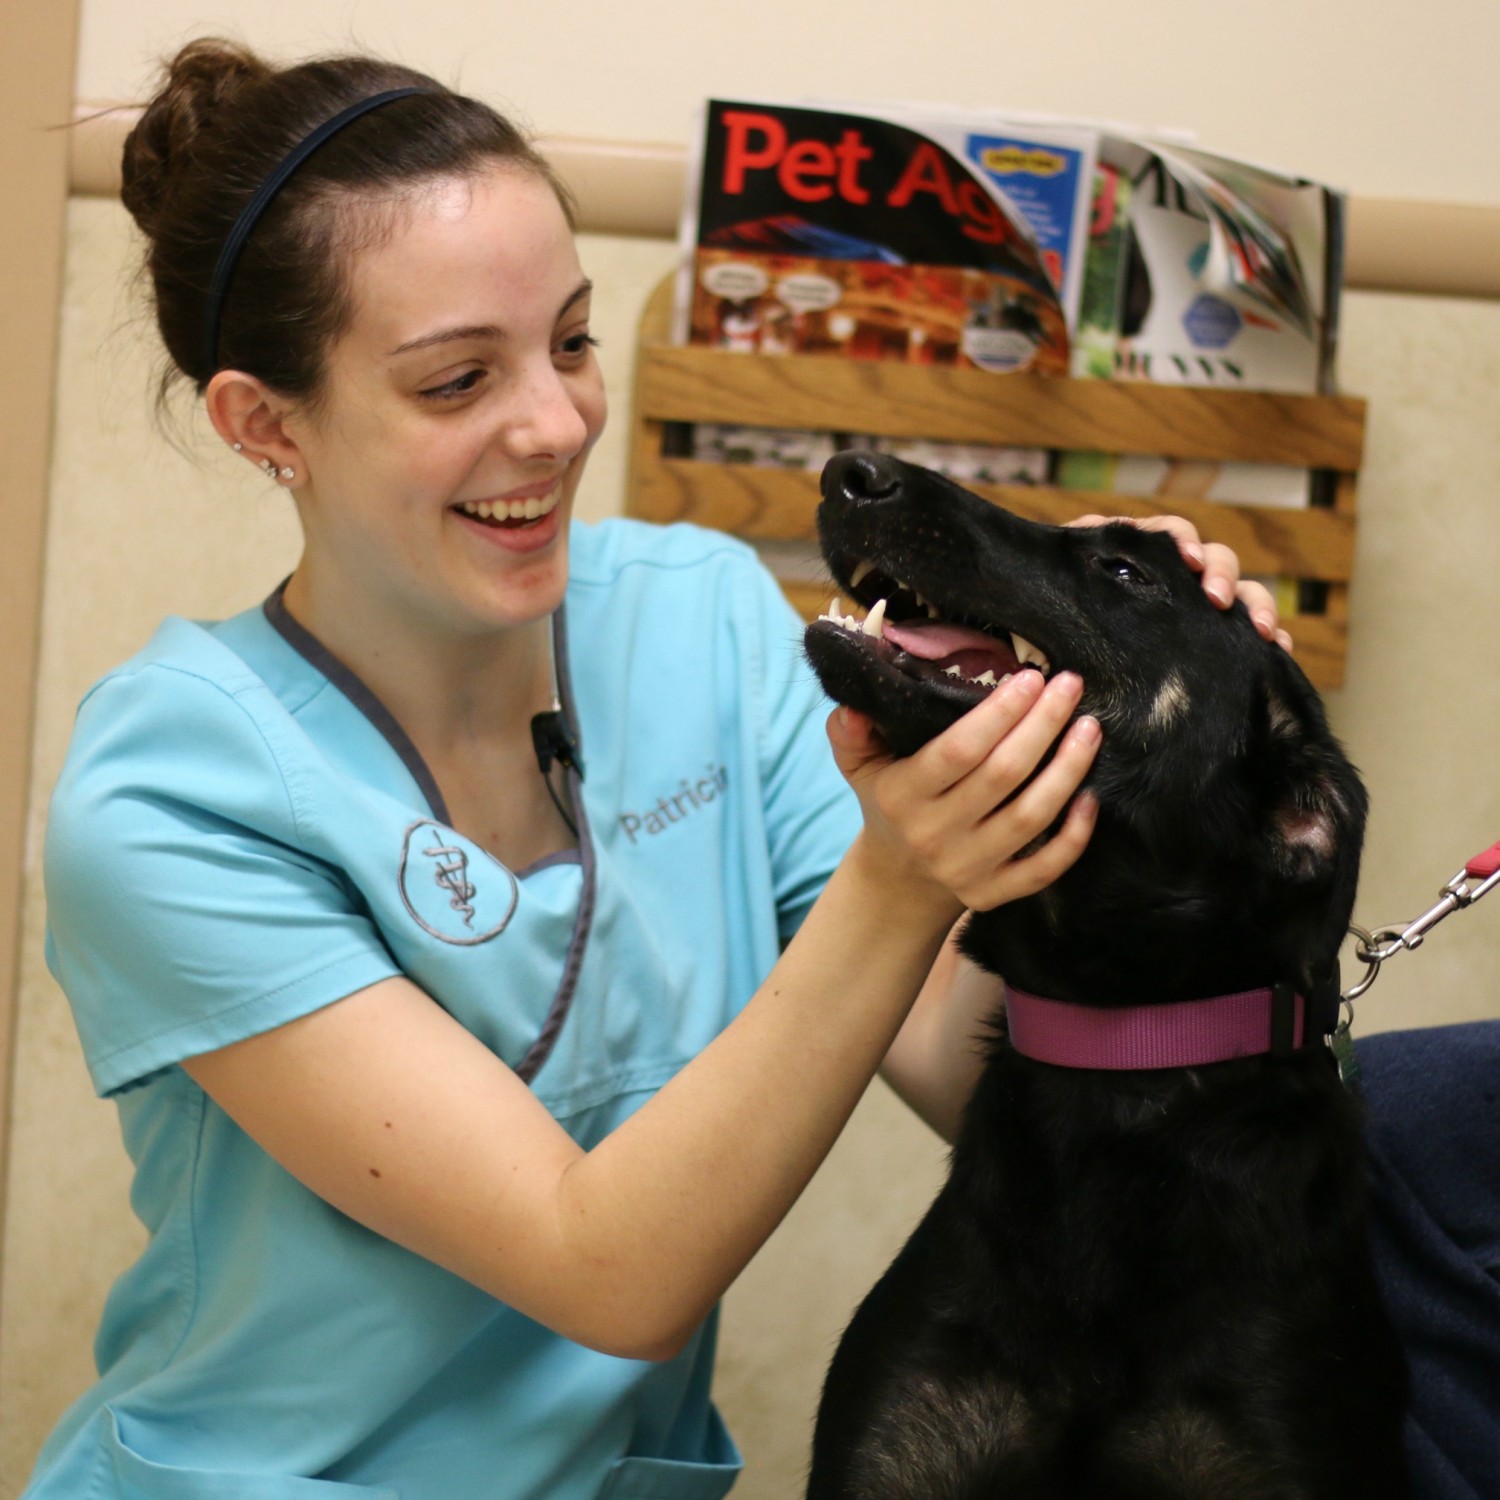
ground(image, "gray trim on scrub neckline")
xmin=262 ymin=581 xmax=453 ymax=825
xmin=259 ymin=582 xmax=596 ymax=1086
xmin=514 ymin=603 xmax=596 ymax=1083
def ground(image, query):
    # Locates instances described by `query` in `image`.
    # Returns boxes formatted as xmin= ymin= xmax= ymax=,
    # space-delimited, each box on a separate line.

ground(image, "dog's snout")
xmin=822 ymin=450 xmax=903 ymax=505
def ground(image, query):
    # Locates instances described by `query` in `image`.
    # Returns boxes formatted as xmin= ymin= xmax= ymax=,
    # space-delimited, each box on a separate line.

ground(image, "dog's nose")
xmin=822 ymin=450 xmax=903 ymax=505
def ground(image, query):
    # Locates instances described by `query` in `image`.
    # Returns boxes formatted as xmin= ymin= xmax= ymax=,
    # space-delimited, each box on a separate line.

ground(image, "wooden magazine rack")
xmin=626 ymin=273 xmax=1363 ymax=688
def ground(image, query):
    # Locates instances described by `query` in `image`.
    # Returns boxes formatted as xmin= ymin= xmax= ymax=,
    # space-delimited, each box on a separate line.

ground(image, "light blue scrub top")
xmin=29 ymin=519 xmax=861 ymax=1500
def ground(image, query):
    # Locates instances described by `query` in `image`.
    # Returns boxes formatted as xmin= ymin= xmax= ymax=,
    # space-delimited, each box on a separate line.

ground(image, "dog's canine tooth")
xmin=850 ymin=560 xmax=874 ymax=590
xmin=1010 ymin=633 xmax=1051 ymax=675
xmin=862 ymin=598 xmax=888 ymax=638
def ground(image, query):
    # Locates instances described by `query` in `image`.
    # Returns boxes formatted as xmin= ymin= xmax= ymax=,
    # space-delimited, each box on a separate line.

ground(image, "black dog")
xmin=803 ymin=452 xmax=1410 ymax=1499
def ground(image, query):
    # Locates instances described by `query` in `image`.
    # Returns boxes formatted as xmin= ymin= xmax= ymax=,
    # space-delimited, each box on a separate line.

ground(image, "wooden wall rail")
xmin=70 ymin=105 xmax=1500 ymax=301
xmin=625 ymin=276 xmax=1363 ymax=690
xmin=638 ymin=351 xmax=1368 ymax=469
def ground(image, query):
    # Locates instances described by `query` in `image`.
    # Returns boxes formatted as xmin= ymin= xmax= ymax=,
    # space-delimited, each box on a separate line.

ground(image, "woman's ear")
xmin=205 ymin=369 xmax=308 ymax=488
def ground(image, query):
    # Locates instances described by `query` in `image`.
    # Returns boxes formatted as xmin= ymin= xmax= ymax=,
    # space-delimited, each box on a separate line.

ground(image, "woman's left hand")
xmin=1068 ymin=512 xmax=1294 ymax=652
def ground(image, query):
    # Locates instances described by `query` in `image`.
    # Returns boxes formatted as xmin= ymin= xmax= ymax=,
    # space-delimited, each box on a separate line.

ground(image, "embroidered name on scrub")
xmin=619 ymin=765 xmax=729 ymax=843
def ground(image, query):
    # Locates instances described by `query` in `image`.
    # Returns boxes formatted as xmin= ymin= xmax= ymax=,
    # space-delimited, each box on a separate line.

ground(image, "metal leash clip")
xmin=1345 ymin=838 xmax=1500 ymax=1003
xmin=1332 ymin=838 xmax=1500 ymax=1088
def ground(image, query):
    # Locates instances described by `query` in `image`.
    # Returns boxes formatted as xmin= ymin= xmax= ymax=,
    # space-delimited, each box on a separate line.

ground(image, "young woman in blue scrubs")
xmin=27 ymin=40 xmax=1290 ymax=1500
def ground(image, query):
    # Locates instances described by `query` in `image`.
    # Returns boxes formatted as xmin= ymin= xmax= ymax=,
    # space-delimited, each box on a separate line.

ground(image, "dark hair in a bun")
xmin=122 ymin=39 xmax=571 ymax=404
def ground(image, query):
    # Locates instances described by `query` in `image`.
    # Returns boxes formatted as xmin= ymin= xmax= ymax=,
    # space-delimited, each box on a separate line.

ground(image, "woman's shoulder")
xmin=567 ymin=516 xmax=762 ymax=588
xmin=73 ymin=608 xmax=282 ymax=720
xmin=53 ymin=609 xmax=308 ymax=838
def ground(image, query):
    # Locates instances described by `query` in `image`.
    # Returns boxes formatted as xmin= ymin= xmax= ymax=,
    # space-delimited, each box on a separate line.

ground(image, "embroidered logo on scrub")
xmin=399 ymin=820 xmax=519 ymax=945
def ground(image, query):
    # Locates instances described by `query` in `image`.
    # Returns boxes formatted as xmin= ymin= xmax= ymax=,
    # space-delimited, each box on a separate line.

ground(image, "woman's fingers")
xmin=930 ymin=672 xmax=1084 ymax=823
xmin=939 ymin=708 xmax=1101 ymax=909
xmin=867 ymin=675 xmax=1101 ymax=910
xmin=824 ymin=703 xmax=888 ymax=783
xmin=984 ymin=786 xmax=1099 ymax=905
xmin=1196 ymin=540 xmax=1240 ymax=608
xmin=1235 ymin=577 xmax=1278 ymax=641
xmin=899 ymin=669 xmax=1049 ymax=796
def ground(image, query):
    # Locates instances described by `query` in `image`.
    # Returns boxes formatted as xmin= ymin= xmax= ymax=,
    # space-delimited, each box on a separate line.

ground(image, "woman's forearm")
xmin=553 ymin=832 xmax=957 ymax=1355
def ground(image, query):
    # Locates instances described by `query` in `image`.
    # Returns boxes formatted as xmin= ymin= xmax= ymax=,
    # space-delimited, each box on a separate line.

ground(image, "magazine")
xmin=674 ymin=99 xmax=1076 ymax=375
xmin=674 ymin=99 xmax=1344 ymax=395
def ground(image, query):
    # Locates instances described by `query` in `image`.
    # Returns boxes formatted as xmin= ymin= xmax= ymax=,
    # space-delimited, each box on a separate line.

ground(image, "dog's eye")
xmin=1096 ymin=555 xmax=1150 ymax=586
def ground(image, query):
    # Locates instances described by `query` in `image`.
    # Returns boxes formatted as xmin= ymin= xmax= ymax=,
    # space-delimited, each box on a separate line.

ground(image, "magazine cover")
xmin=804 ymin=100 xmax=1100 ymax=333
xmin=674 ymin=99 xmax=1072 ymax=374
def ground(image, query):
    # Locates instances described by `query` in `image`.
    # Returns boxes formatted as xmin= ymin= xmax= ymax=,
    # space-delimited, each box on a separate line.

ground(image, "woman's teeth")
xmin=458 ymin=491 xmax=559 ymax=524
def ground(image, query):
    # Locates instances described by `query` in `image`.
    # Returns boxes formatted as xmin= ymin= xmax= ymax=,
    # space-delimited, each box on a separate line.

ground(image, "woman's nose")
xmin=506 ymin=362 xmax=589 ymax=460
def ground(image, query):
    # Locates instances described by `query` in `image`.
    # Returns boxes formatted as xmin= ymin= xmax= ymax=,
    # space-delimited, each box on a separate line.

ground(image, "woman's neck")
xmin=279 ymin=566 xmax=558 ymax=758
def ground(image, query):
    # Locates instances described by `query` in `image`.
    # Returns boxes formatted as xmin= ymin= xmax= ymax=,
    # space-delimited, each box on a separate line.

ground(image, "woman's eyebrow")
xmin=388 ymin=282 xmax=594 ymax=358
xmin=389 ymin=325 xmax=500 ymax=357
xmin=560 ymin=278 xmax=594 ymax=315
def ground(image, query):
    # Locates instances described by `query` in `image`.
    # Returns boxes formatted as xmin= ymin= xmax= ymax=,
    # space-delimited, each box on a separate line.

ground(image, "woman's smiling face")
xmin=281 ymin=164 xmax=606 ymax=637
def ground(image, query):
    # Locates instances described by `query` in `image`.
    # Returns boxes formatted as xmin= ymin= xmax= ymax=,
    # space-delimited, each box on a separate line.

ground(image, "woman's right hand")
xmin=825 ymin=668 xmax=1101 ymax=916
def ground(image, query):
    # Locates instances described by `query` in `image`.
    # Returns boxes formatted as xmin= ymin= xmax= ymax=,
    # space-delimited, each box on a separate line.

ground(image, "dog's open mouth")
xmin=811 ymin=555 xmax=1053 ymax=702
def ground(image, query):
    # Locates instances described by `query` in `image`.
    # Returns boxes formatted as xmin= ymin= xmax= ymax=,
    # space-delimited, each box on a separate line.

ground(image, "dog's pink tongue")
xmin=883 ymin=619 xmax=1018 ymax=677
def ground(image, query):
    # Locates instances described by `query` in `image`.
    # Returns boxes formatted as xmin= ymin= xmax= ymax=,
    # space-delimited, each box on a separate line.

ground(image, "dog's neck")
xmin=963 ymin=813 xmax=1332 ymax=1009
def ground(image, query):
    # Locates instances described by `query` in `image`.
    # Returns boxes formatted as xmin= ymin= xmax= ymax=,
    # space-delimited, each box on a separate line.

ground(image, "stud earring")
xmin=232 ymin=442 xmax=243 ymax=453
xmin=258 ymin=458 xmax=277 ymax=479
xmin=279 ymin=466 xmax=296 ymax=481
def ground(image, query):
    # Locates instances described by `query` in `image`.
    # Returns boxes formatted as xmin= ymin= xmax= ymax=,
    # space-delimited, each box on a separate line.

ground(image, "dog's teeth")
xmin=944 ymin=664 xmax=962 ymax=677
xmin=850 ymin=560 xmax=874 ymax=590
xmin=862 ymin=598 xmax=888 ymax=638
xmin=926 ymin=602 xmax=941 ymax=620
xmin=819 ymin=600 xmax=864 ymax=635
xmin=976 ymin=670 xmax=998 ymax=687
xmin=1010 ymin=633 xmax=1051 ymax=674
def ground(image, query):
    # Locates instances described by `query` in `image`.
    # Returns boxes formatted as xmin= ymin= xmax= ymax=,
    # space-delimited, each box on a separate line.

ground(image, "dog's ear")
xmin=1251 ymin=649 xmax=1368 ymax=976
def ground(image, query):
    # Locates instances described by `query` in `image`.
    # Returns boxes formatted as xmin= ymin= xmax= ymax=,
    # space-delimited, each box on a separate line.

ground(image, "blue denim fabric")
xmin=1360 ymin=1022 xmax=1500 ymax=1500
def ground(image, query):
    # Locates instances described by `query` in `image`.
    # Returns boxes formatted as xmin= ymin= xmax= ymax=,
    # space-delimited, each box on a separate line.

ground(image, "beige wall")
xmin=6 ymin=2 xmax=1500 ymax=1495
xmin=74 ymin=0 xmax=1500 ymax=204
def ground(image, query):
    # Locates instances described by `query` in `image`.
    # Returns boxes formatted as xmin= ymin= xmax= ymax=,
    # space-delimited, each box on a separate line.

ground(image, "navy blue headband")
xmin=201 ymin=86 xmax=429 ymax=377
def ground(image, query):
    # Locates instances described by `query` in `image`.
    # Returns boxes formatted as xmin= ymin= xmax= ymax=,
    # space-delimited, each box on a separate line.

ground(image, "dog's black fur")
xmin=803 ymin=452 xmax=1410 ymax=1499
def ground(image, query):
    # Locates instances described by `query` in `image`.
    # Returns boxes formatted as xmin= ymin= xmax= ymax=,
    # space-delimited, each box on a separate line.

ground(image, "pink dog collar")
xmin=1003 ymin=984 xmax=1319 ymax=1070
